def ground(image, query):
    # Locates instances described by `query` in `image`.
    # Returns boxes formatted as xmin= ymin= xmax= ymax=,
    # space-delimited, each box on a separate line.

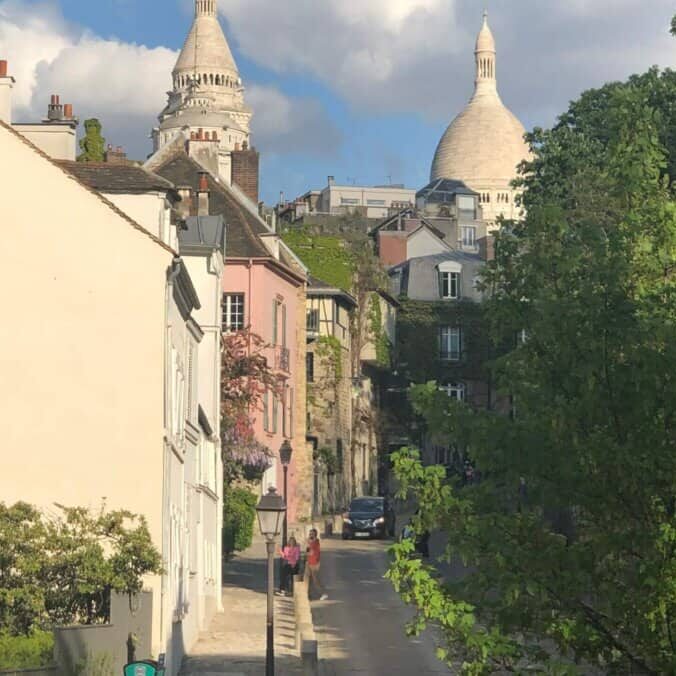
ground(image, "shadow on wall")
xmin=54 ymin=591 xmax=153 ymax=676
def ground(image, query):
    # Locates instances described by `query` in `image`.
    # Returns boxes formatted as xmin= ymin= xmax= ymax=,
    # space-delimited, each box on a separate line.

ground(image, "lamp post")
xmin=279 ymin=440 xmax=293 ymax=548
xmin=256 ymin=487 xmax=286 ymax=676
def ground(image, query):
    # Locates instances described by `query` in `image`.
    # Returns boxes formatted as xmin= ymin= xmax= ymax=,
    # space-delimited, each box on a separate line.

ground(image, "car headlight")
xmin=374 ymin=517 xmax=385 ymax=525
xmin=343 ymin=517 xmax=352 ymax=524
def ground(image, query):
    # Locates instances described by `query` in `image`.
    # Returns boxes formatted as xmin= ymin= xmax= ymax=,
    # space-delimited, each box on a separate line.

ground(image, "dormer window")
xmin=441 ymin=272 xmax=460 ymax=299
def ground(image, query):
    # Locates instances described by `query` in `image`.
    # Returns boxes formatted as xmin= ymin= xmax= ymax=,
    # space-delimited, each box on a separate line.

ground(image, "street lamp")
xmin=279 ymin=440 xmax=293 ymax=549
xmin=256 ymin=487 xmax=286 ymax=676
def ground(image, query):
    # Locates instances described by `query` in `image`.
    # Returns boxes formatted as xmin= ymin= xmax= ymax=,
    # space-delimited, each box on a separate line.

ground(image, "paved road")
xmin=311 ymin=536 xmax=451 ymax=675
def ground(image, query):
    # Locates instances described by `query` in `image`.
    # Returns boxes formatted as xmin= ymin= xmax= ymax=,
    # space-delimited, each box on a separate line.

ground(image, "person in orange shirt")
xmin=305 ymin=529 xmax=328 ymax=601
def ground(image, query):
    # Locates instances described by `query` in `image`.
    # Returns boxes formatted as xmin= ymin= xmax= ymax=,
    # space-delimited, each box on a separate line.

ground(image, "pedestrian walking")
xmin=305 ymin=529 xmax=328 ymax=601
xmin=277 ymin=536 xmax=301 ymax=595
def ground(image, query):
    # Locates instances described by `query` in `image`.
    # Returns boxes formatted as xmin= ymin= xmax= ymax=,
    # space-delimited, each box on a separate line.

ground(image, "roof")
xmin=416 ymin=178 xmax=478 ymax=201
xmin=308 ymin=275 xmax=357 ymax=308
xmin=179 ymin=215 xmax=226 ymax=254
xmin=57 ymin=161 xmax=176 ymax=195
xmin=0 ymin=120 xmax=175 ymax=256
xmin=175 ymin=9 xmax=238 ymax=76
xmin=155 ymin=152 xmax=269 ymax=259
xmin=154 ymin=152 xmax=305 ymax=283
xmin=476 ymin=12 xmax=496 ymax=53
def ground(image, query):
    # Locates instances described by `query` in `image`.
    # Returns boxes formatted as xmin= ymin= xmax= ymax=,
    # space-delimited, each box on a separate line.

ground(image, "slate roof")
xmin=179 ymin=215 xmax=226 ymax=254
xmin=57 ymin=161 xmax=175 ymax=194
xmin=154 ymin=153 xmax=270 ymax=259
xmin=307 ymin=275 xmax=357 ymax=307
xmin=416 ymin=177 xmax=478 ymax=202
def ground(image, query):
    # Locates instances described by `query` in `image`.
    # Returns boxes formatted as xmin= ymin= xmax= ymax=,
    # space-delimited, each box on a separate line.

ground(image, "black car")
xmin=342 ymin=497 xmax=396 ymax=540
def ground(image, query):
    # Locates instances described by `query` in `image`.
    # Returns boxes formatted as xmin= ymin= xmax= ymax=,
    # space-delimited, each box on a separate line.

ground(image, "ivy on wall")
xmin=396 ymin=298 xmax=490 ymax=385
xmin=368 ymin=293 xmax=392 ymax=368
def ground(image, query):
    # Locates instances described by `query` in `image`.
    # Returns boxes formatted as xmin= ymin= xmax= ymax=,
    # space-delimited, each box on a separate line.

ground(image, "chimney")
xmin=327 ymin=175 xmax=335 ymax=186
xmin=104 ymin=144 xmax=128 ymax=164
xmin=231 ymin=144 xmax=260 ymax=204
xmin=47 ymin=94 xmax=63 ymax=121
xmin=63 ymin=103 xmax=73 ymax=119
xmin=0 ymin=59 xmax=15 ymax=124
xmin=197 ymin=172 xmax=210 ymax=216
xmin=478 ymin=235 xmax=495 ymax=262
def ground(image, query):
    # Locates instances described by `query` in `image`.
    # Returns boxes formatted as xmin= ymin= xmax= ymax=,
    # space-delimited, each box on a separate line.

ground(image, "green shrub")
xmin=0 ymin=631 xmax=54 ymax=670
xmin=223 ymin=488 xmax=257 ymax=555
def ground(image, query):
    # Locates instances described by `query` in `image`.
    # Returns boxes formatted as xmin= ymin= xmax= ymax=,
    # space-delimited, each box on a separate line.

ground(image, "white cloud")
xmin=0 ymin=0 xmax=340 ymax=160
xmin=217 ymin=0 xmax=676 ymax=126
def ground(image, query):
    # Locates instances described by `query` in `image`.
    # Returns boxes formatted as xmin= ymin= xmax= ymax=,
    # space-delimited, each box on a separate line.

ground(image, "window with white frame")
xmin=223 ymin=294 xmax=245 ymax=331
xmin=440 ymin=382 xmax=466 ymax=401
xmin=461 ymin=226 xmax=476 ymax=249
xmin=441 ymin=272 xmax=460 ymax=300
xmin=440 ymin=326 xmax=461 ymax=361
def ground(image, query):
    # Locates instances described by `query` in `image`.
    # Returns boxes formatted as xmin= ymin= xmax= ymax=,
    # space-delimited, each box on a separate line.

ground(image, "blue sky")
xmin=1 ymin=0 xmax=674 ymax=203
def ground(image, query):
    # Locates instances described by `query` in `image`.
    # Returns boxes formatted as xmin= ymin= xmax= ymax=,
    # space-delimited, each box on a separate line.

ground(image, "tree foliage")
xmin=387 ymin=71 xmax=676 ymax=673
xmin=0 ymin=502 xmax=161 ymax=636
xmin=77 ymin=119 xmax=106 ymax=163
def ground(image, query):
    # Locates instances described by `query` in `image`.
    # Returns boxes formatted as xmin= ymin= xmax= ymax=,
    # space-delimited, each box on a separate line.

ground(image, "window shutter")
xmin=272 ymin=300 xmax=278 ymax=344
xmin=282 ymin=304 xmax=287 ymax=348
xmin=438 ymin=271 xmax=444 ymax=298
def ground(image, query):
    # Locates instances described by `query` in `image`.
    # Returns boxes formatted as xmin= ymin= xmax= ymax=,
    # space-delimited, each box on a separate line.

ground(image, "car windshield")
xmin=350 ymin=498 xmax=383 ymax=511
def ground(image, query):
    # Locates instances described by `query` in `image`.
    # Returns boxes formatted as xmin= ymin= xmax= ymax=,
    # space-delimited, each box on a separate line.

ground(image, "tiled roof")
xmin=154 ymin=153 xmax=270 ymax=259
xmin=57 ymin=161 xmax=175 ymax=194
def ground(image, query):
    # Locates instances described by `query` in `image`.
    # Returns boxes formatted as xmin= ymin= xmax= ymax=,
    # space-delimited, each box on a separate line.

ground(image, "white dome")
xmin=430 ymin=13 xmax=530 ymax=223
xmin=430 ymin=89 xmax=529 ymax=185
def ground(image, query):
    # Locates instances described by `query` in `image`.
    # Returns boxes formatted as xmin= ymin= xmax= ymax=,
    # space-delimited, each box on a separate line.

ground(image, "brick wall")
xmin=231 ymin=148 xmax=259 ymax=204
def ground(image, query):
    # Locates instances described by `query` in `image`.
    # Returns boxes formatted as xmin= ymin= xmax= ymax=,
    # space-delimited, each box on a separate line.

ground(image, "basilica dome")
xmin=430 ymin=13 xmax=530 ymax=223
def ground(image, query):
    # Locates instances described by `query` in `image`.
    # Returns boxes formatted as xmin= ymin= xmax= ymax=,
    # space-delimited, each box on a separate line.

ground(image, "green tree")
xmin=0 ymin=502 xmax=162 ymax=635
xmin=77 ymin=119 xmax=106 ymax=162
xmin=387 ymin=76 xmax=676 ymax=673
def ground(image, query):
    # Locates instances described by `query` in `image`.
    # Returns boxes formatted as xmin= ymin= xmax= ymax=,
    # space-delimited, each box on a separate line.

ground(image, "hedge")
xmin=223 ymin=488 xmax=258 ymax=555
xmin=0 ymin=631 xmax=54 ymax=670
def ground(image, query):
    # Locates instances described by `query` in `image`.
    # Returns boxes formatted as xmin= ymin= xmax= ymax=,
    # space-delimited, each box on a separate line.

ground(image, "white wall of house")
xmin=406 ymin=227 xmax=450 ymax=260
xmin=12 ymin=123 xmax=77 ymax=160
xmin=319 ymin=184 xmax=415 ymax=219
xmin=103 ymin=192 xmax=176 ymax=250
xmin=0 ymin=122 xmax=170 ymax=662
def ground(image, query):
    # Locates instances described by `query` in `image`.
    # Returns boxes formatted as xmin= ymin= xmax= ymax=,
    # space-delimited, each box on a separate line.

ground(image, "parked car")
xmin=342 ymin=496 xmax=396 ymax=540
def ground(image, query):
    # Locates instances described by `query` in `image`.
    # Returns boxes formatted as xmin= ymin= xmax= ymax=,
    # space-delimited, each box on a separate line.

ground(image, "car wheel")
xmin=342 ymin=532 xmax=350 ymax=540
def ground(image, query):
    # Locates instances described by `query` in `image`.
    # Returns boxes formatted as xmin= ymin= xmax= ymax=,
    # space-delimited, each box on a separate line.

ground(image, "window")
xmin=263 ymin=389 xmax=270 ymax=432
xmin=272 ymin=394 xmax=279 ymax=434
xmin=307 ymin=309 xmax=319 ymax=333
xmin=440 ymin=382 xmax=466 ymax=401
xmin=223 ymin=294 xmax=245 ymax=331
xmin=457 ymin=195 xmax=475 ymax=212
xmin=307 ymin=352 xmax=315 ymax=383
xmin=461 ymin=226 xmax=476 ymax=248
xmin=440 ymin=326 xmax=461 ymax=361
xmin=441 ymin=272 xmax=460 ymax=300
xmin=340 ymin=197 xmax=359 ymax=205
xmin=367 ymin=199 xmax=386 ymax=206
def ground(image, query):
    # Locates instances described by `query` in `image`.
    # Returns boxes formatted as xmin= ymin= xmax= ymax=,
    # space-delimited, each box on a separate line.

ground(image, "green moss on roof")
xmin=282 ymin=227 xmax=354 ymax=292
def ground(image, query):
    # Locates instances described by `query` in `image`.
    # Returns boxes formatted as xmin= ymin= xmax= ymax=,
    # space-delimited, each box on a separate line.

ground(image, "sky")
xmin=0 ymin=0 xmax=674 ymax=204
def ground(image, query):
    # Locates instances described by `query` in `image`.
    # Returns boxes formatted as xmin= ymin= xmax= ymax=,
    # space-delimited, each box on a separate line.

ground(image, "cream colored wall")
xmin=13 ymin=123 xmax=77 ymax=161
xmin=104 ymin=193 xmax=176 ymax=249
xmin=0 ymin=124 xmax=170 ymax=656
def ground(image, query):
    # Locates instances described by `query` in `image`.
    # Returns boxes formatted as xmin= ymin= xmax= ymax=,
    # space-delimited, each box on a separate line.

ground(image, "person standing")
xmin=305 ymin=529 xmax=328 ymax=601
xmin=278 ymin=536 xmax=301 ymax=595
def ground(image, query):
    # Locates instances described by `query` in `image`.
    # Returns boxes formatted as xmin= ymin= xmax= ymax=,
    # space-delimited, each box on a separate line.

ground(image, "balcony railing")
xmin=275 ymin=346 xmax=291 ymax=373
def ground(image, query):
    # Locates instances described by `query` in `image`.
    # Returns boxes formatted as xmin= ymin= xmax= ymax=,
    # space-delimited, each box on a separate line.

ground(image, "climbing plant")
xmin=77 ymin=119 xmax=106 ymax=163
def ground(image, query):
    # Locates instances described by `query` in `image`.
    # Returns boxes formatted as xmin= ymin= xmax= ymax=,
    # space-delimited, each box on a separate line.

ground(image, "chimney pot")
xmin=0 ymin=61 xmax=7 ymax=78
xmin=198 ymin=173 xmax=209 ymax=193
xmin=63 ymin=103 xmax=73 ymax=118
xmin=190 ymin=131 xmax=196 ymax=140
xmin=234 ymin=141 xmax=241 ymax=151
xmin=197 ymin=128 xmax=204 ymax=140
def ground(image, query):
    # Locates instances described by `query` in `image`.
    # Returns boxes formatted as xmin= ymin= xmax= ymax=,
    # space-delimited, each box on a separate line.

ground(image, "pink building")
xmin=156 ymin=152 xmax=310 ymax=522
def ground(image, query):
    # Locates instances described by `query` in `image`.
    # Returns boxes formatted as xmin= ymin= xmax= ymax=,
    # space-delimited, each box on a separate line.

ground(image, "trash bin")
xmin=124 ymin=661 xmax=164 ymax=676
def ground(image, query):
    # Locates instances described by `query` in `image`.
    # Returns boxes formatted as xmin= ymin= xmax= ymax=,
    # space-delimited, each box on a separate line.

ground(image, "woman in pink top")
xmin=278 ymin=536 xmax=301 ymax=594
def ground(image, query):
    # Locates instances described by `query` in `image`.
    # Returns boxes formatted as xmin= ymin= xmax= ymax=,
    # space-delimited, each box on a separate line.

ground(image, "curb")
xmin=293 ymin=574 xmax=319 ymax=675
